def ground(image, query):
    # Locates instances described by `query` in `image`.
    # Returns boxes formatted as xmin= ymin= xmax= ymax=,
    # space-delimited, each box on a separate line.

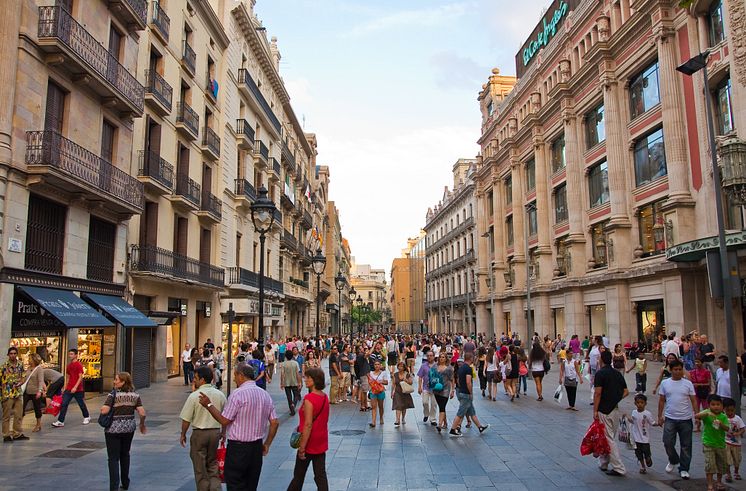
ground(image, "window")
xmin=633 ymin=128 xmax=667 ymax=186
xmin=525 ymin=159 xmax=536 ymax=191
xmin=629 ymin=62 xmax=661 ymax=119
xmin=527 ymin=203 xmax=538 ymax=236
xmin=638 ymin=201 xmax=666 ymax=257
xmin=25 ymin=195 xmax=66 ymax=274
xmin=714 ymin=77 xmax=734 ymax=135
xmin=101 ymin=120 xmax=116 ymax=163
xmin=588 ymin=160 xmax=609 ymax=208
xmin=708 ymin=0 xmax=726 ymax=46
xmin=554 ymin=183 xmax=568 ymax=223
xmin=44 ymin=80 xmax=66 ymax=133
xmin=590 ymin=221 xmax=609 ymax=267
xmin=506 ymin=215 xmax=514 ymax=246
xmin=551 ymin=135 xmax=565 ymax=173
xmin=505 ymin=177 xmax=512 ymax=205
xmin=487 ymin=101 xmax=494 ymax=116
xmin=585 ymin=104 xmax=605 ymax=148
xmin=87 ymin=216 xmax=116 ymax=282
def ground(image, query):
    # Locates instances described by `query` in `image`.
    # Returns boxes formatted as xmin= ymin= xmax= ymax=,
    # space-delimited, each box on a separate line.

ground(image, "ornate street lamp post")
xmin=250 ymin=186 xmax=276 ymax=352
xmin=356 ymin=295 xmax=363 ymax=337
xmin=311 ymin=249 xmax=326 ymax=339
xmin=349 ymin=286 xmax=356 ymax=338
xmin=335 ymin=271 xmax=346 ymax=338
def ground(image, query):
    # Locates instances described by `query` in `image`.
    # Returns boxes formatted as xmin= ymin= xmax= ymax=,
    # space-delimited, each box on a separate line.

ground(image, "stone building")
xmin=424 ymin=159 xmax=479 ymax=335
xmin=350 ymin=262 xmax=389 ymax=330
xmin=391 ymin=232 xmax=426 ymax=334
xmin=474 ymin=0 xmax=746 ymax=349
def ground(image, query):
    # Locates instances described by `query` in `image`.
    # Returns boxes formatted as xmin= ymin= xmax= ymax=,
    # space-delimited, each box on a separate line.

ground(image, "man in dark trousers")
xmin=593 ymin=349 xmax=629 ymax=476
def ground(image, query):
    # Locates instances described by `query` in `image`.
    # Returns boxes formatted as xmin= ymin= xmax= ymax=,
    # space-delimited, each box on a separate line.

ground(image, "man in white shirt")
xmin=663 ymin=334 xmax=680 ymax=359
xmin=589 ymin=336 xmax=602 ymax=402
xmin=716 ymin=355 xmax=732 ymax=398
xmin=182 ymin=343 xmax=193 ymax=386
xmin=657 ymin=359 xmax=697 ymax=480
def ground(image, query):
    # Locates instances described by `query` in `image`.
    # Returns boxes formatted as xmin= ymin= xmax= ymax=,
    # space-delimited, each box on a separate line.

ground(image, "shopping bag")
xmin=618 ymin=416 xmax=631 ymax=444
xmin=580 ymin=420 xmax=610 ymax=457
xmin=553 ymin=384 xmax=563 ymax=403
xmin=45 ymin=395 xmax=62 ymax=416
xmin=216 ymin=441 xmax=226 ymax=482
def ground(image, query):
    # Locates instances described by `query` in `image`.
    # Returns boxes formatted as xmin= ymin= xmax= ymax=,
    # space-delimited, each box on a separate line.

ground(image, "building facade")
xmin=391 ymin=232 xmax=426 ymax=334
xmin=424 ymin=160 xmax=479 ymax=335
xmin=474 ymin=0 xmax=746 ymax=349
xmin=350 ymin=261 xmax=389 ymax=330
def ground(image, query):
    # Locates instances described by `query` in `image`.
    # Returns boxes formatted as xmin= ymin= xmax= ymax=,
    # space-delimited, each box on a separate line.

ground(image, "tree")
xmin=351 ymin=306 xmax=382 ymax=332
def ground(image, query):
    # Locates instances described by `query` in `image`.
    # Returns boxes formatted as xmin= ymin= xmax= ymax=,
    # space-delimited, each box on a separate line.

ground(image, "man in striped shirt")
xmin=199 ymin=363 xmax=279 ymax=491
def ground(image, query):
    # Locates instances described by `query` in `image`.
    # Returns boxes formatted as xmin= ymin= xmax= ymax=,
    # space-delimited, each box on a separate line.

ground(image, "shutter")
xmin=149 ymin=121 xmax=161 ymax=157
xmin=44 ymin=81 xmax=65 ymax=133
xmin=101 ymin=121 xmax=115 ymax=162
xmin=176 ymin=217 xmax=188 ymax=255
xmin=177 ymin=143 xmax=189 ymax=175
xmin=146 ymin=202 xmax=158 ymax=247
xmin=131 ymin=329 xmax=152 ymax=389
xmin=200 ymin=228 xmax=211 ymax=264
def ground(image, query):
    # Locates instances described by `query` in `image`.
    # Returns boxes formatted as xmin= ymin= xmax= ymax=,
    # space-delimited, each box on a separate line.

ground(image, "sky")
xmin=254 ymin=0 xmax=550 ymax=275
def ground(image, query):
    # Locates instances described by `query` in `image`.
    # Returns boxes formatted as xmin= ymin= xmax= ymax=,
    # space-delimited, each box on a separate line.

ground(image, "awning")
xmin=17 ymin=286 xmax=113 ymax=328
xmin=666 ymin=230 xmax=746 ymax=262
xmin=82 ymin=293 xmax=157 ymax=327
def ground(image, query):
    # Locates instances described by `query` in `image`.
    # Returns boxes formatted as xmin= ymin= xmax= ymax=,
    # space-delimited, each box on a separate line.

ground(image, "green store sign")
xmin=522 ymin=0 xmax=569 ymax=67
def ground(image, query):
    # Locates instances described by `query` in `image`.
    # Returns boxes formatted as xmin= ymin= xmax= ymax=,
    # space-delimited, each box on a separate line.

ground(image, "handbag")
xmin=290 ymin=395 xmax=327 ymax=449
xmin=543 ymin=358 xmax=551 ymax=372
xmin=98 ymin=389 xmax=116 ymax=429
xmin=368 ymin=374 xmax=384 ymax=394
xmin=217 ymin=441 xmax=226 ymax=482
xmin=400 ymin=379 xmax=414 ymax=394
xmin=20 ymin=365 xmax=40 ymax=395
xmin=618 ymin=416 xmax=631 ymax=444
xmin=45 ymin=394 xmax=62 ymax=416
xmin=564 ymin=377 xmax=578 ymax=387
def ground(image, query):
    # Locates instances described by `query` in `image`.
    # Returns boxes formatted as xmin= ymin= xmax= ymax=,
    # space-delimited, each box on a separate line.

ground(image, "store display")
xmin=78 ymin=331 xmax=102 ymax=381
xmin=9 ymin=334 xmax=61 ymax=370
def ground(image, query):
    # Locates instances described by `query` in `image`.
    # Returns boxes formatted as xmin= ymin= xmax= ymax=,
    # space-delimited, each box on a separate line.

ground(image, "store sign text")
xmin=522 ymin=0 xmax=569 ymax=67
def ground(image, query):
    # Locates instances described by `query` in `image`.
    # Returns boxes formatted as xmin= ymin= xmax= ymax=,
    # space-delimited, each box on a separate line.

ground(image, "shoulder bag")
xmin=20 ymin=365 xmax=41 ymax=395
xmin=98 ymin=389 xmax=117 ymax=429
xmin=399 ymin=374 xmax=414 ymax=394
xmin=290 ymin=395 xmax=327 ymax=449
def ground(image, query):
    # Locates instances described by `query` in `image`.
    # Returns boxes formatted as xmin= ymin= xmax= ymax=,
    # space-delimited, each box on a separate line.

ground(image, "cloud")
xmin=430 ymin=51 xmax=489 ymax=90
xmin=284 ymin=77 xmax=314 ymax=111
xmin=343 ymin=2 xmax=473 ymax=38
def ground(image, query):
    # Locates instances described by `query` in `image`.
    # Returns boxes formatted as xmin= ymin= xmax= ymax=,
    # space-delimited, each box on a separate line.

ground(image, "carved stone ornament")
xmin=559 ymin=59 xmax=572 ymax=82
xmin=633 ymin=245 xmax=644 ymax=258
xmin=596 ymin=15 xmax=611 ymax=42
xmin=508 ymin=118 xmax=518 ymax=135
xmin=729 ymin=0 xmax=746 ymax=86
xmin=530 ymin=92 xmax=542 ymax=113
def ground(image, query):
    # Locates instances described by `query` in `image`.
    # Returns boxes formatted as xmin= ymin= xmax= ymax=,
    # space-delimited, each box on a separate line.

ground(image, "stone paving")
xmin=1 ymin=360 xmax=746 ymax=490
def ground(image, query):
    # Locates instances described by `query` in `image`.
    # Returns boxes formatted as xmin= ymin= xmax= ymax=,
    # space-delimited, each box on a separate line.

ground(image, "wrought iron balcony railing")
xmin=237 ymin=69 xmax=282 ymax=135
xmin=150 ymin=1 xmax=169 ymax=41
xmin=236 ymin=119 xmax=255 ymax=142
xmin=182 ymin=40 xmax=196 ymax=76
xmin=176 ymin=102 xmax=199 ymax=138
xmin=202 ymin=126 xmax=220 ymax=158
xmin=174 ymin=173 xmax=200 ymax=207
xmin=226 ymin=267 xmax=284 ymax=294
xmin=144 ymin=69 xmax=172 ymax=112
xmin=234 ymin=178 xmax=256 ymax=202
xmin=138 ymin=149 xmax=174 ymax=190
xmin=131 ymin=244 xmax=224 ymax=287
xmin=254 ymin=140 xmax=269 ymax=161
xmin=200 ymin=191 xmax=222 ymax=221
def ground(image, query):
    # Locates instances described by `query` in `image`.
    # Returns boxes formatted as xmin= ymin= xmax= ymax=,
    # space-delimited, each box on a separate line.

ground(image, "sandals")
xmin=735 ymin=473 xmax=742 ymax=480
xmin=537 ymin=397 xmax=544 ymax=401
xmin=369 ymin=423 xmax=376 ymax=428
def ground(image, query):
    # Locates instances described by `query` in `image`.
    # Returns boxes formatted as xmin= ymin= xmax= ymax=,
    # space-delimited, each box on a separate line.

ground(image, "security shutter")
xmin=132 ymin=329 xmax=151 ymax=389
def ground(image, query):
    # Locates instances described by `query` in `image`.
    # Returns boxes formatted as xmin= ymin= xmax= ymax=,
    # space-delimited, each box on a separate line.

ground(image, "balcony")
xmin=149 ymin=1 xmax=169 ymax=43
xmin=254 ymin=140 xmax=269 ymax=168
xmin=25 ymin=130 xmax=144 ymax=215
xmin=170 ymin=173 xmax=200 ymax=211
xmin=181 ymin=40 xmax=196 ymax=77
xmin=269 ymin=158 xmax=281 ymax=181
xmin=237 ymin=69 xmax=282 ymax=137
xmin=289 ymin=277 xmax=309 ymax=289
xmin=272 ymin=208 xmax=283 ymax=230
xmin=196 ymin=191 xmax=222 ymax=224
xmin=137 ymin=149 xmax=173 ymax=195
xmin=226 ymin=267 xmax=284 ymax=294
xmin=206 ymin=76 xmax=217 ymax=104
xmin=281 ymin=140 xmax=296 ymax=173
xmin=175 ymin=102 xmax=199 ymax=141
xmin=302 ymin=209 xmax=313 ymax=229
xmin=107 ymin=0 xmax=147 ymax=31
xmin=144 ymin=69 xmax=172 ymax=115
xmin=236 ymin=119 xmax=254 ymax=149
xmin=201 ymin=126 xmax=220 ymax=161
xmin=37 ymin=6 xmax=144 ymax=116
xmin=280 ymin=192 xmax=295 ymax=211
xmin=233 ymin=178 xmax=256 ymax=209
xmin=130 ymin=245 xmax=224 ymax=288
xmin=281 ymin=230 xmax=298 ymax=253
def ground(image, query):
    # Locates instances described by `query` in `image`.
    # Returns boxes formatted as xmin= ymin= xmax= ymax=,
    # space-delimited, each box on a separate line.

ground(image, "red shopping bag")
xmin=580 ymin=419 xmax=610 ymax=457
xmin=216 ymin=441 xmax=226 ymax=482
xmin=45 ymin=395 xmax=62 ymax=416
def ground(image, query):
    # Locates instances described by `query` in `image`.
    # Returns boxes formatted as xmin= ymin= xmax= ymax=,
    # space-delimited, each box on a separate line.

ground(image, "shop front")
xmin=636 ymin=300 xmax=665 ymax=349
xmin=166 ymin=298 xmax=187 ymax=378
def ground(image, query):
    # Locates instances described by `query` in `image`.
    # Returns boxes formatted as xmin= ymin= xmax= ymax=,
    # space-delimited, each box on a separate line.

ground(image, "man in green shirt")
xmin=1 ymin=347 xmax=28 ymax=442
xmin=280 ymin=351 xmax=301 ymax=414
xmin=180 ymin=366 xmax=226 ymax=491
xmin=696 ymin=394 xmax=730 ymax=490
xmin=581 ymin=336 xmax=590 ymax=357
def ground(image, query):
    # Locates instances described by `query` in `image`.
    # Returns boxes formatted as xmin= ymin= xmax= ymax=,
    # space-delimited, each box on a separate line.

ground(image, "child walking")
xmin=725 ymin=397 xmax=745 ymax=483
xmin=627 ymin=394 xmax=655 ymax=473
xmin=627 ymin=351 xmax=648 ymax=393
xmin=695 ymin=394 xmax=730 ymax=491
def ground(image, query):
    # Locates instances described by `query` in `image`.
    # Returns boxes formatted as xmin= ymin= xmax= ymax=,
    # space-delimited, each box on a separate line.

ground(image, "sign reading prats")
xmin=515 ymin=0 xmax=578 ymax=78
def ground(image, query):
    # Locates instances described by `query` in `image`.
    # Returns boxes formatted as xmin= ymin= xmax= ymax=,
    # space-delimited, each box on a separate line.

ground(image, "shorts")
xmin=704 ymin=445 xmax=728 ymax=474
xmin=727 ymin=445 xmax=742 ymax=467
xmin=486 ymin=371 xmax=498 ymax=383
xmin=369 ymin=391 xmax=385 ymax=400
xmin=387 ymin=353 xmax=398 ymax=365
xmin=634 ymin=442 xmax=651 ymax=463
xmin=456 ymin=392 xmax=475 ymax=418
xmin=531 ymin=370 xmax=544 ymax=379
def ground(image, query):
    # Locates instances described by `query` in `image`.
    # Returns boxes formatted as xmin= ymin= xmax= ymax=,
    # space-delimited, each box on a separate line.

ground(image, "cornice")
xmin=194 ymin=0 xmax=230 ymax=49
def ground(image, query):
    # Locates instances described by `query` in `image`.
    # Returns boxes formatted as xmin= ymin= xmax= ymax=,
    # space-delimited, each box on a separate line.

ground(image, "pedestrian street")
xmin=0 ymin=360 xmax=744 ymax=491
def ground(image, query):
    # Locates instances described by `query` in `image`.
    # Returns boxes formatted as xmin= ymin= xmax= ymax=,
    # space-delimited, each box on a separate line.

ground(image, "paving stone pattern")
xmin=1 ymin=359 xmax=746 ymax=490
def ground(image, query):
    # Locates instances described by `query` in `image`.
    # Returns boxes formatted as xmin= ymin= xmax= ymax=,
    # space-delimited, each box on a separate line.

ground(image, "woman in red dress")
xmin=687 ymin=357 xmax=713 ymax=432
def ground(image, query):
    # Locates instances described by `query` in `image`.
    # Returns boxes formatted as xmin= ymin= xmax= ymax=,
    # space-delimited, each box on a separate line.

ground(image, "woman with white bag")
xmin=559 ymin=352 xmax=583 ymax=410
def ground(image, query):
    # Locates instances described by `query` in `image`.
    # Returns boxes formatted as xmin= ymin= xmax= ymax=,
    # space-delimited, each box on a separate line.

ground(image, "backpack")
xmin=429 ymin=366 xmax=444 ymax=391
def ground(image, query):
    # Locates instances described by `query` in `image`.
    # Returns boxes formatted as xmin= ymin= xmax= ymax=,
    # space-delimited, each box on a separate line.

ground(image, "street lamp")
xmin=677 ymin=51 xmax=741 ymax=412
xmin=525 ymin=202 xmax=536 ymax=341
xmin=349 ymin=286 xmax=356 ymax=337
xmin=335 ymin=271 xmax=346 ymax=338
xmin=226 ymin=302 xmax=235 ymax=395
xmin=250 ymin=186 xmax=276 ymax=352
xmin=356 ymin=295 xmax=363 ymax=337
xmin=311 ymin=248 xmax=326 ymax=339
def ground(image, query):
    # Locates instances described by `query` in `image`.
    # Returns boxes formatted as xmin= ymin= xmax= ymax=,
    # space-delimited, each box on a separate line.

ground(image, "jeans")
xmin=105 ymin=431 xmax=134 ymax=490
xmin=663 ymin=418 xmax=693 ymax=472
xmin=519 ymin=375 xmax=527 ymax=393
xmin=225 ymin=439 xmax=263 ymax=491
xmin=284 ymin=386 xmax=302 ymax=410
xmin=287 ymin=452 xmax=329 ymax=491
xmin=57 ymin=390 xmax=89 ymax=423
xmin=635 ymin=373 xmax=647 ymax=393
xmin=184 ymin=362 xmax=194 ymax=385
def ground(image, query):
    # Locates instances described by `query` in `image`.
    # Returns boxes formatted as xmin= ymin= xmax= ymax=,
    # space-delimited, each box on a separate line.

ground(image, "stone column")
xmin=0 ymin=0 xmax=22 ymax=167
xmin=655 ymin=25 xmax=692 ymax=203
xmin=510 ymin=158 xmax=526 ymax=289
xmin=492 ymin=176 xmax=505 ymax=267
xmin=563 ymin=110 xmax=587 ymax=276
xmin=533 ymin=133 xmax=552 ymax=283
xmin=600 ymin=72 xmax=630 ymax=225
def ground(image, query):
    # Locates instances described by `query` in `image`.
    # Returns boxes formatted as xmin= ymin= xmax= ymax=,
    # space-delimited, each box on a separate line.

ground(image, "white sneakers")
xmin=51 ymin=421 xmax=64 ymax=428
xmin=680 ymin=471 xmax=690 ymax=479
xmin=82 ymin=417 xmax=90 ymax=425
xmin=665 ymin=463 xmax=674 ymax=473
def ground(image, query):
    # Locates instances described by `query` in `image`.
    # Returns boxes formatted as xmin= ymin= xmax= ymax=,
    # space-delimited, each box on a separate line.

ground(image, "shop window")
xmin=527 ymin=202 xmax=538 ymax=236
xmin=633 ymin=127 xmax=667 ymax=186
xmin=589 ymin=304 xmax=607 ymax=335
xmin=590 ymin=221 xmax=609 ymax=267
xmin=505 ymin=177 xmax=512 ymax=205
xmin=550 ymin=135 xmax=565 ymax=173
xmin=78 ymin=329 xmax=104 ymax=392
xmin=506 ymin=215 xmax=514 ymax=246
xmin=585 ymin=103 xmax=605 ymax=148
xmin=637 ymin=201 xmax=666 ymax=257
xmin=629 ymin=61 xmax=660 ymax=119
xmin=87 ymin=216 xmax=116 ymax=282
xmin=554 ymin=183 xmax=568 ymax=223
xmin=588 ymin=160 xmax=609 ymax=208
xmin=637 ymin=300 xmax=664 ymax=348
xmin=708 ymin=0 xmax=726 ymax=46
xmin=714 ymin=77 xmax=734 ymax=135
xmin=525 ymin=159 xmax=536 ymax=192
xmin=25 ymin=195 xmax=66 ymax=274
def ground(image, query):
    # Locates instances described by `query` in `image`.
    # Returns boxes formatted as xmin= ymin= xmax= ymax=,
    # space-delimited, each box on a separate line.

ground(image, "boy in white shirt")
xmin=627 ymin=393 xmax=656 ymax=474
xmin=725 ymin=397 xmax=746 ymax=482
